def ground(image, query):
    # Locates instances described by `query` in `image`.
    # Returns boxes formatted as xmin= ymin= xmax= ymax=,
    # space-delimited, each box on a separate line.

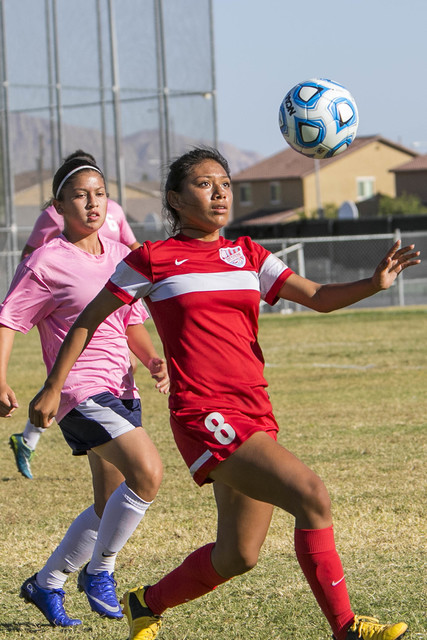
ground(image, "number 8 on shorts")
xmin=204 ymin=412 xmax=236 ymax=445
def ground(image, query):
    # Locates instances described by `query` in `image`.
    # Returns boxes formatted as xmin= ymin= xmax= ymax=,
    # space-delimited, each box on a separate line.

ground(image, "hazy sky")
xmin=212 ymin=0 xmax=427 ymax=158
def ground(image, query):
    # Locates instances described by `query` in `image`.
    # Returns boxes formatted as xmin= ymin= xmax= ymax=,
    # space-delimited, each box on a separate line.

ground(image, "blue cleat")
xmin=20 ymin=574 xmax=82 ymax=627
xmin=9 ymin=433 xmax=34 ymax=479
xmin=77 ymin=563 xmax=123 ymax=619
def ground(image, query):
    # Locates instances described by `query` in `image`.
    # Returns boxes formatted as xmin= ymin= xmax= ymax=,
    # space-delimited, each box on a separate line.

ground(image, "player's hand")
xmin=372 ymin=240 xmax=420 ymax=291
xmin=28 ymin=384 xmax=61 ymax=429
xmin=0 ymin=384 xmax=19 ymax=417
xmin=147 ymin=357 xmax=170 ymax=394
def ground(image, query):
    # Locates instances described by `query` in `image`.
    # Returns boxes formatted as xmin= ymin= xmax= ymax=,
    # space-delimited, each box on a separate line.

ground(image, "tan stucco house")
xmin=231 ymin=135 xmax=417 ymax=225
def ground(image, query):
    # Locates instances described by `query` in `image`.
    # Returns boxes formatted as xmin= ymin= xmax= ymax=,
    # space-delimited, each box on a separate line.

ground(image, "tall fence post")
xmin=394 ymin=228 xmax=405 ymax=307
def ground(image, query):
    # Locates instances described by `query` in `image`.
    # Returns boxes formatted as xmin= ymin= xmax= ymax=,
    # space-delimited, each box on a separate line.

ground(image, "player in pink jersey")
xmin=10 ymin=150 xmax=140 ymax=479
xmin=29 ymin=148 xmax=420 ymax=640
xmin=0 ymin=155 xmax=168 ymax=627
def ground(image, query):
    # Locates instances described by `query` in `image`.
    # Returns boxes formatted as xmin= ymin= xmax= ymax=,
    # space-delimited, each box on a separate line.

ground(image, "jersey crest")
xmin=219 ymin=246 xmax=246 ymax=268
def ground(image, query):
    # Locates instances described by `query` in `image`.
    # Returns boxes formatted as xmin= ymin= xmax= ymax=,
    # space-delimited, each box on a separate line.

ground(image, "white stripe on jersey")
xmin=258 ymin=253 xmax=289 ymax=300
xmin=112 ymin=263 xmax=261 ymax=302
xmin=149 ymin=270 xmax=261 ymax=302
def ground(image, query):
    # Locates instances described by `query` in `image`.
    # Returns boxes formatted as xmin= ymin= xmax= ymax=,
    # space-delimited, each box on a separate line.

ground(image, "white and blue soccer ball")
xmin=279 ymin=78 xmax=358 ymax=159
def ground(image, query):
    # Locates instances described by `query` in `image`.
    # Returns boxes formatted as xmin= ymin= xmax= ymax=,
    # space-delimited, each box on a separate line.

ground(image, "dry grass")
xmin=0 ymin=308 xmax=426 ymax=639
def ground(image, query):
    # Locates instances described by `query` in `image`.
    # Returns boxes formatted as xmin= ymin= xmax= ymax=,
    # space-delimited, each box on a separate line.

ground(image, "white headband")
xmin=55 ymin=165 xmax=102 ymax=199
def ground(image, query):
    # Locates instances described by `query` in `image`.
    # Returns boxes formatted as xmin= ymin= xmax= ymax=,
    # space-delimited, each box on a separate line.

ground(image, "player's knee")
xmin=127 ymin=457 xmax=163 ymax=501
xmin=214 ymin=545 xmax=260 ymax=578
xmin=301 ymin=475 xmax=331 ymax=520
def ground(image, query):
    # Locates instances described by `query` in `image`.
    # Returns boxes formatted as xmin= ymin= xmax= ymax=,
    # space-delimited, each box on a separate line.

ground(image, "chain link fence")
xmin=2 ymin=227 xmax=426 ymax=308
xmin=258 ymin=230 xmax=427 ymax=313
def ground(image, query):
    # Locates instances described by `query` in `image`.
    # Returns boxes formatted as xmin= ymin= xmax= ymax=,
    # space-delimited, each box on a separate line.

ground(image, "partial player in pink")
xmin=0 ymin=155 xmax=168 ymax=627
xmin=30 ymin=148 xmax=419 ymax=640
xmin=11 ymin=149 xmax=140 ymax=479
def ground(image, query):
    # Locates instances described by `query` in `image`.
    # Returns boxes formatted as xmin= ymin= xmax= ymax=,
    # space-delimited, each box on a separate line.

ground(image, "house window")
xmin=356 ymin=177 xmax=375 ymax=201
xmin=270 ymin=181 xmax=281 ymax=204
xmin=239 ymin=183 xmax=252 ymax=205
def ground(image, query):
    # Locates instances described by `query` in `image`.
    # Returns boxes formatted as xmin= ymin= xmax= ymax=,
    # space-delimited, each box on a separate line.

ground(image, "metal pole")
xmin=96 ymin=0 xmax=108 ymax=182
xmin=107 ymin=0 xmax=125 ymax=208
xmin=314 ymin=158 xmax=323 ymax=219
xmin=45 ymin=0 xmax=56 ymax=173
xmin=156 ymin=0 xmax=170 ymax=163
xmin=0 ymin=0 xmax=18 ymax=278
xmin=208 ymin=0 xmax=218 ymax=149
xmin=52 ymin=0 xmax=63 ymax=162
xmin=154 ymin=0 xmax=166 ymax=172
xmin=394 ymin=228 xmax=405 ymax=307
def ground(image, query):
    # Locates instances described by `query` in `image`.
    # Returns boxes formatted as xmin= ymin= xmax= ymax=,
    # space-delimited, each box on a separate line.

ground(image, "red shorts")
xmin=170 ymin=408 xmax=279 ymax=486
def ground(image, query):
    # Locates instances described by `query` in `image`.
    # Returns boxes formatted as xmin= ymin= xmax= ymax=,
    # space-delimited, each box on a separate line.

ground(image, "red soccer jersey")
xmin=106 ymin=234 xmax=293 ymax=416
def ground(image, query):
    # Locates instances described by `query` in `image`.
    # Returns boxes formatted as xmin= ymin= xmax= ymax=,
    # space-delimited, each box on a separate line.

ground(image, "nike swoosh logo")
xmin=331 ymin=576 xmax=345 ymax=587
xmin=87 ymin=593 xmax=122 ymax=613
xmin=175 ymin=258 xmax=188 ymax=265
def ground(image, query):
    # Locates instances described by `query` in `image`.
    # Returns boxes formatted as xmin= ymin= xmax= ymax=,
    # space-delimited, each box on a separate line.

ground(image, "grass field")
xmin=0 ymin=307 xmax=426 ymax=640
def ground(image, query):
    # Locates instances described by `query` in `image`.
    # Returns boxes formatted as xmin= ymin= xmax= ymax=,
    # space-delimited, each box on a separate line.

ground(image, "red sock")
xmin=294 ymin=527 xmax=354 ymax=640
xmin=145 ymin=543 xmax=228 ymax=615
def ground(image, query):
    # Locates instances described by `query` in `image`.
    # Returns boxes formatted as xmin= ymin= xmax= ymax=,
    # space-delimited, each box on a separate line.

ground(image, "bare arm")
xmin=29 ymin=287 xmax=124 ymax=428
xmin=126 ymin=323 xmax=169 ymax=394
xmin=278 ymin=241 xmax=420 ymax=313
xmin=0 ymin=325 xmax=19 ymax=417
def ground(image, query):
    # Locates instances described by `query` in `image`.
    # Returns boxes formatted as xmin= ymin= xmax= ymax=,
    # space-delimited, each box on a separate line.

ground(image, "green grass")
xmin=0 ymin=307 xmax=426 ymax=639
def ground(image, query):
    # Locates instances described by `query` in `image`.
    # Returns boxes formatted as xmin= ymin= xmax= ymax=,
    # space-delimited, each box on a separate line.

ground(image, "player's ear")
xmin=53 ymin=199 xmax=64 ymax=215
xmin=167 ymin=190 xmax=182 ymax=211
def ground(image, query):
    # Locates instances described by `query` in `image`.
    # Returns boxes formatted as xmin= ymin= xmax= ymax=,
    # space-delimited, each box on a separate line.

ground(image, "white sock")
xmin=36 ymin=505 xmax=100 ymax=590
xmin=87 ymin=482 xmax=151 ymax=575
xmin=23 ymin=419 xmax=45 ymax=450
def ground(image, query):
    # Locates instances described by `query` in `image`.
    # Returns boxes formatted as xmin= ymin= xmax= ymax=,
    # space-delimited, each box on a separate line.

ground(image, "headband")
xmin=55 ymin=165 xmax=103 ymax=199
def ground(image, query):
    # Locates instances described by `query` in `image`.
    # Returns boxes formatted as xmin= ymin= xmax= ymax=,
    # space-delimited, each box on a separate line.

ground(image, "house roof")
xmin=391 ymin=154 xmax=427 ymax=173
xmin=232 ymin=135 xmax=418 ymax=182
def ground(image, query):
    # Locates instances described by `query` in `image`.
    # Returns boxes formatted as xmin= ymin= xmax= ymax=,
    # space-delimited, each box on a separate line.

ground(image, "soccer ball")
xmin=278 ymin=78 xmax=358 ymax=159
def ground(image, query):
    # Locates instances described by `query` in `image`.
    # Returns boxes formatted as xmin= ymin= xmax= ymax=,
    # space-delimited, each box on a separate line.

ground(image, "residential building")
xmin=391 ymin=154 xmax=427 ymax=205
xmin=230 ymin=135 xmax=417 ymax=226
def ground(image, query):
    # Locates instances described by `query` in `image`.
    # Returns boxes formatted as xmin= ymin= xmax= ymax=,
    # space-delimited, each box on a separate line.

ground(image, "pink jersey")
xmin=26 ymin=200 xmax=137 ymax=249
xmin=106 ymin=234 xmax=293 ymax=416
xmin=0 ymin=236 xmax=148 ymax=421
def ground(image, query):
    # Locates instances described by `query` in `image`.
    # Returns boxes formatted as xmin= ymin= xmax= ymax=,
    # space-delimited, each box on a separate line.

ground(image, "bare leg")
xmin=210 ymin=431 xmax=332 ymax=529
xmin=92 ymin=427 xmax=162 ymax=502
xmin=212 ymin=481 xmax=273 ymax=578
xmin=88 ymin=450 xmax=124 ymax=517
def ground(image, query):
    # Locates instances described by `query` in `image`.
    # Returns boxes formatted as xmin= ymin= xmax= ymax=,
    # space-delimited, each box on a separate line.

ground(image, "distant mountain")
xmin=8 ymin=112 xmax=263 ymax=183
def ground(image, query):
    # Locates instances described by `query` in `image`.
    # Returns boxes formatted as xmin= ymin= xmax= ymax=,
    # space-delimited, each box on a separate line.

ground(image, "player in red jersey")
xmin=29 ymin=148 xmax=420 ymax=640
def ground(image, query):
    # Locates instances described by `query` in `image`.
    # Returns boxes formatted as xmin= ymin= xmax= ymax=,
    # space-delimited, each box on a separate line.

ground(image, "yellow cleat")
xmin=344 ymin=615 xmax=408 ymax=640
xmin=121 ymin=586 xmax=162 ymax=640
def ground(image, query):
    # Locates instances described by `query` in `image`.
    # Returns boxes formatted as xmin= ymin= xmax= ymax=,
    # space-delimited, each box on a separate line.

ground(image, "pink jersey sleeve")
xmin=126 ymin=299 xmax=149 ymax=325
xmin=0 ymin=265 xmax=55 ymax=333
xmin=26 ymin=205 xmax=64 ymax=248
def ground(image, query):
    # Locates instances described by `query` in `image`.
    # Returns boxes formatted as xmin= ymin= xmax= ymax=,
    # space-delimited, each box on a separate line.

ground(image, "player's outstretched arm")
xmin=278 ymin=240 xmax=420 ymax=313
xmin=29 ymin=287 xmax=125 ymax=428
xmin=0 ymin=326 xmax=19 ymax=417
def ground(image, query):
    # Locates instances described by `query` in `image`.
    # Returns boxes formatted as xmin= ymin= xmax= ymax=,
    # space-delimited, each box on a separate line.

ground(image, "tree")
xmin=378 ymin=192 xmax=427 ymax=216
